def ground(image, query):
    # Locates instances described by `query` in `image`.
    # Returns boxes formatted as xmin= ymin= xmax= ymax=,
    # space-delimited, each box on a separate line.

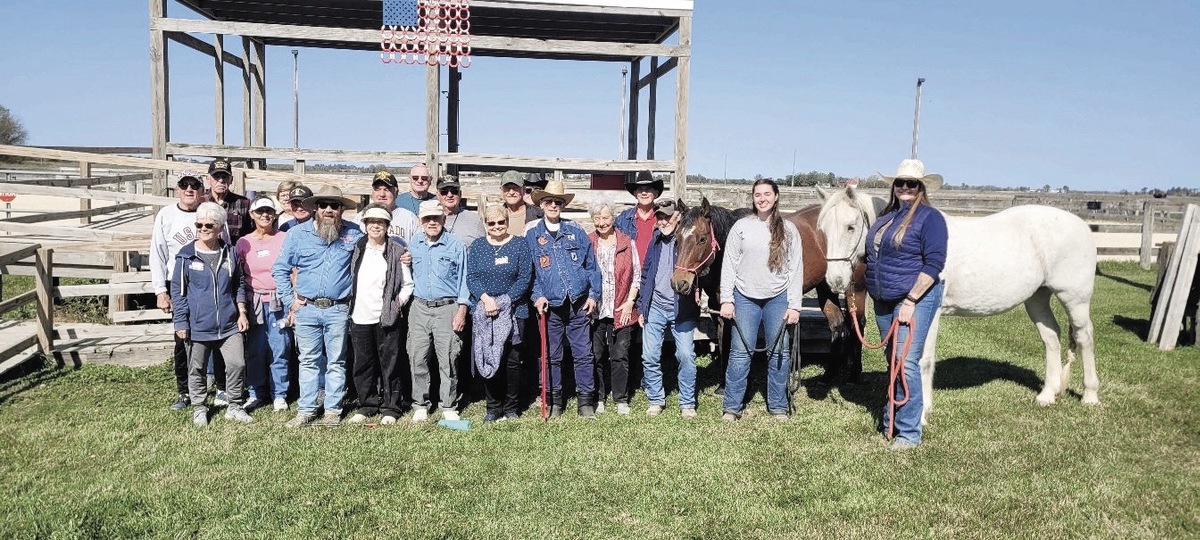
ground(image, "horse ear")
xmin=676 ymin=198 xmax=688 ymax=214
xmin=700 ymin=197 xmax=711 ymax=216
xmin=816 ymin=186 xmax=830 ymax=201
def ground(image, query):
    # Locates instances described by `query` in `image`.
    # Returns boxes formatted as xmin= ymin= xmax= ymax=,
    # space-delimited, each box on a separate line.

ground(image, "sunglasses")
xmin=893 ymin=179 xmax=922 ymax=189
xmin=178 ymin=181 xmax=203 ymax=191
xmin=194 ymin=222 xmax=217 ymax=231
xmin=412 ymin=176 xmax=431 ymax=182
xmin=439 ymin=187 xmax=460 ymax=196
xmin=486 ymin=220 xmax=507 ymax=226
xmin=524 ymin=187 xmax=535 ymax=194
xmin=211 ymin=175 xmax=232 ymax=183
xmin=290 ymin=200 xmax=307 ymax=208
xmin=542 ymin=198 xmax=566 ymax=207
xmin=316 ymin=201 xmax=342 ymax=210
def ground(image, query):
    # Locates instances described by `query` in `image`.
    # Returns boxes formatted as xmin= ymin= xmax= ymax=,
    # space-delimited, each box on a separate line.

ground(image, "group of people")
xmin=152 ymin=157 xmax=946 ymax=449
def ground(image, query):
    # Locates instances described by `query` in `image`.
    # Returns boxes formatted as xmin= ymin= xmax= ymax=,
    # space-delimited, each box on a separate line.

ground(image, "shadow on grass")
xmin=0 ymin=354 xmax=66 ymax=406
xmin=1113 ymin=314 xmax=1150 ymax=340
xmin=1097 ymin=268 xmax=1154 ymax=292
xmin=933 ymin=356 xmax=1042 ymax=393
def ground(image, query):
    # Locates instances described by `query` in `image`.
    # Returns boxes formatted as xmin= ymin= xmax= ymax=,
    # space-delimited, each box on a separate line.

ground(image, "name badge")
xmin=256 ymin=249 xmax=271 ymax=258
xmin=189 ymin=261 xmax=204 ymax=271
xmin=495 ymin=256 xmax=509 ymax=265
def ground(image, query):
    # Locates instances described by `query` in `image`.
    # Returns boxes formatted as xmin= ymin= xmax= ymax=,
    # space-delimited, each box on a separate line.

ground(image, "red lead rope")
xmin=538 ymin=311 xmax=549 ymax=421
xmin=848 ymin=301 xmax=916 ymax=440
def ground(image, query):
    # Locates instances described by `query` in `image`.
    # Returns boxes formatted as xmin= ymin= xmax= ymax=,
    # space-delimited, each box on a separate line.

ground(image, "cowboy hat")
xmin=624 ymin=170 xmax=664 ymax=196
xmin=531 ymin=179 xmax=575 ymax=206
xmin=879 ymin=159 xmax=943 ymax=193
xmin=301 ymin=185 xmax=359 ymax=211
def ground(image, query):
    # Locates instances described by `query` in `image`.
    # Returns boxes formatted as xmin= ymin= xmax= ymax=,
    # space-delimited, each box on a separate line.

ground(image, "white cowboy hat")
xmin=531 ymin=179 xmax=575 ymax=206
xmin=879 ymin=159 xmax=944 ymax=193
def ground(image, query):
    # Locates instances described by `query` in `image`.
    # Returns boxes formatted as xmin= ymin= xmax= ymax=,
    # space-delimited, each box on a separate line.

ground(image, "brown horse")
xmin=671 ymin=198 xmax=866 ymax=384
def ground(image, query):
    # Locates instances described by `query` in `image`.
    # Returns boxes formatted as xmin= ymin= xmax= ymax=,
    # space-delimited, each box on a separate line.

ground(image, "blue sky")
xmin=1 ymin=1 xmax=1196 ymax=191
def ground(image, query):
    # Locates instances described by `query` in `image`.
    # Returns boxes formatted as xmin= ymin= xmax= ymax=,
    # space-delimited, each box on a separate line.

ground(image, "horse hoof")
xmin=1035 ymin=393 xmax=1056 ymax=406
xmin=1082 ymin=391 xmax=1100 ymax=405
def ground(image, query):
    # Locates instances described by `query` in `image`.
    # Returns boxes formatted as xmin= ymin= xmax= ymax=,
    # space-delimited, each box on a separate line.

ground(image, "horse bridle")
xmin=823 ymin=207 xmax=870 ymax=264
xmin=674 ymin=222 xmax=719 ymax=275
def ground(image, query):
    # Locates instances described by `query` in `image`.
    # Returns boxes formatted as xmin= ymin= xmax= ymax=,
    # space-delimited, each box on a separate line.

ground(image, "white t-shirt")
xmin=350 ymin=244 xmax=388 ymax=325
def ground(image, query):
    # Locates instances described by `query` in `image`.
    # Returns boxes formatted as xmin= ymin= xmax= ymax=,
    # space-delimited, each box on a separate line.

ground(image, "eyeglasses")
xmin=194 ymin=222 xmax=217 ymax=230
xmin=316 ymin=201 xmax=342 ymax=210
xmin=178 ymin=181 xmax=203 ymax=191
xmin=486 ymin=220 xmax=507 ymax=226
xmin=524 ymin=187 xmax=535 ymax=194
xmin=411 ymin=176 xmax=431 ymax=183
xmin=543 ymin=198 xmax=566 ymax=207
xmin=253 ymin=209 xmax=276 ymax=216
xmin=893 ymin=179 xmax=922 ymax=189
xmin=439 ymin=187 xmax=460 ymax=196
xmin=210 ymin=175 xmax=232 ymax=183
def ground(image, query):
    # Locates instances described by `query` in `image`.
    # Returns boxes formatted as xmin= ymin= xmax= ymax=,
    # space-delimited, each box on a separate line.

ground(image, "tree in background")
xmin=0 ymin=105 xmax=28 ymax=146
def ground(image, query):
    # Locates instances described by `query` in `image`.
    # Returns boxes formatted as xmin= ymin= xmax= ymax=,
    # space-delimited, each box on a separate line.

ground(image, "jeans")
xmin=545 ymin=297 xmax=596 ymax=399
xmin=875 ymin=281 xmax=944 ymax=445
xmin=591 ymin=318 xmax=633 ymax=404
xmin=294 ymin=303 xmax=350 ymax=416
xmin=246 ymin=308 xmax=291 ymax=401
xmin=187 ymin=334 xmax=245 ymax=407
xmin=723 ymin=289 xmax=792 ymax=415
xmin=642 ymin=303 xmax=698 ymax=408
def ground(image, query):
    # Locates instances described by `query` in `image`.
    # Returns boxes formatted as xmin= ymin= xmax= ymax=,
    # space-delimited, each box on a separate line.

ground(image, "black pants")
xmin=483 ymin=339 xmax=523 ymax=416
xmin=173 ymin=334 xmax=189 ymax=395
xmin=591 ymin=319 xmax=633 ymax=404
xmin=349 ymin=321 xmax=407 ymax=417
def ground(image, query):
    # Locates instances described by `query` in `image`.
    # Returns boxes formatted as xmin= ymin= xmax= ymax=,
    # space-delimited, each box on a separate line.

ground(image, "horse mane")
xmin=680 ymin=199 xmax=749 ymax=243
xmin=817 ymin=185 xmax=880 ymax=227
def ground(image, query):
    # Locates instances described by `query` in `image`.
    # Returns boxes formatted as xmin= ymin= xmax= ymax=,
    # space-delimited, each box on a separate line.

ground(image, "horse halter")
xmin=674 ymin=222 xmax=719 ymax=275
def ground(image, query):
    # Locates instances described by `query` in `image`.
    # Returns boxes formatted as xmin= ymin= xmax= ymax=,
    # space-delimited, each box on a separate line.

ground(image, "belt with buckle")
xmin=301 ymin=296 xmax=350 ymax=309
xmin=417 ymin=297 xmax=457 ymax=308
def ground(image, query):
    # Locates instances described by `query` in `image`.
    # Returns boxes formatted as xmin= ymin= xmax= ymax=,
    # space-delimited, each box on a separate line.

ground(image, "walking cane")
xmin=538 ymin=310 xmax=549 ymax=421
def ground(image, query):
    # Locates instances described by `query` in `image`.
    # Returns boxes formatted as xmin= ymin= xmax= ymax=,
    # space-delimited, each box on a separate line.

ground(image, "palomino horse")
xmin=816 ymin=186 xmax=1100 ymax=425
xmin=670 ymin=197 xmax=866 ymax=383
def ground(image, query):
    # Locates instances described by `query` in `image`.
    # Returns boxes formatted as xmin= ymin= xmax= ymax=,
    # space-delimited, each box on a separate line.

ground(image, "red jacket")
xmin=590 ymin=230 xmax=640 ymax=329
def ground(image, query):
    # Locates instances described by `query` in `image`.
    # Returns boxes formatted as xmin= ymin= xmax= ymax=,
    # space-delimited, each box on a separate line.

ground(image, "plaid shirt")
xmin=204 ymin=191 xmax=252 ymax=242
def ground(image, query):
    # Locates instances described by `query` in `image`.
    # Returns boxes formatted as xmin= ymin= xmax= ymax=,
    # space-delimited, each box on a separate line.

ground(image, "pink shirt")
xmin=236 ymin=231 xmax=287 ymax=298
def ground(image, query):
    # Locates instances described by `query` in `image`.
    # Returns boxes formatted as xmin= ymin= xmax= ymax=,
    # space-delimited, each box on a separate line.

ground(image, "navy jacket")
xmin=865 ymin=203 xmax=948 ymax=302
xmin=637 ymin=230 xmax=701 ymax=321
xmin=171 ymin=241 xmax=247 ymax=341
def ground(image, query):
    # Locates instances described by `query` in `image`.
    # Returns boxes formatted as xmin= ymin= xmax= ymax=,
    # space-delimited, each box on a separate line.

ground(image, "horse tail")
xmin=1063 ymin=326 xmax=1078 ymax=389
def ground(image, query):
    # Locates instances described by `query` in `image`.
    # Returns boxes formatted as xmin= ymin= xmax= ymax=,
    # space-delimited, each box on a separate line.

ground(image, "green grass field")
xmin=0 ymin=262 xmax=1196 ymax=538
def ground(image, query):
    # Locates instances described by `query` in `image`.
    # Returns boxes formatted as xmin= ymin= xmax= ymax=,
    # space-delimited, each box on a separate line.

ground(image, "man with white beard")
xmin=272 ymin=186 xmax=364 ymax=427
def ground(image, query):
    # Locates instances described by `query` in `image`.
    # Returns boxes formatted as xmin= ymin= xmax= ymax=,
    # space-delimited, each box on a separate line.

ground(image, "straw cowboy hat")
xmin=302 ymin=185 xmax=359 ymax=211
xmin=531 ymin=179 xmax=575 ymax=206
xmin=879 ymin=159 xmax=943 ymax=193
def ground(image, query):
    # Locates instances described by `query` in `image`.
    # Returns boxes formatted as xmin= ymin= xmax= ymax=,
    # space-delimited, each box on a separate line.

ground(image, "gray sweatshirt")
xmin=719 ymin=215 xmax=805 ymax=310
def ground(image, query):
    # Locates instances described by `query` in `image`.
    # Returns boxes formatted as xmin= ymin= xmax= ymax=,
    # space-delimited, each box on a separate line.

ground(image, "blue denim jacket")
xmin=171 ymin=241 xmax=248 ymax=341
xmin=526 ymin=219 xmax=602 ymax=306
xmin=272 ymin=219 xmax=363 ymax=311
xmin=615 ymin=206 xmax=639 ymax=239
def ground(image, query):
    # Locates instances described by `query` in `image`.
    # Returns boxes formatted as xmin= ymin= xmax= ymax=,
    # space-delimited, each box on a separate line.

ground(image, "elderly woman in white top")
xmin=587 ymin=197 xmax=641 ymax=415
xmin=719 ymin=179 xmax=804 ymax=421
xmin=347 ymin=204 xmax=414 ymax=424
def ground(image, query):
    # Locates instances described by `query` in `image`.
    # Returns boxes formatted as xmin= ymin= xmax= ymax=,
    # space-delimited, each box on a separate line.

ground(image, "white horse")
xmin=816 ymin=186 xmax=1100 ymax=425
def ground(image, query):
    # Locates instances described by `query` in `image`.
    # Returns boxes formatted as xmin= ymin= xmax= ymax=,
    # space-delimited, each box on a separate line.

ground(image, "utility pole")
xmin=791 ymin=148 xmax=797 ymax=186
xmin=292 ymin=49 xmax=299 ymax=149
xmin=911 ymin=77 xmax=925 ymax=159
xmin=619 ymin=67 xmax=628 ymax=159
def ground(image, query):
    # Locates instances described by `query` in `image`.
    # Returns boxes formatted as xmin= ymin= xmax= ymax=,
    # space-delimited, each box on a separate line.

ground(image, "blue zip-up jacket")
xmin=272 ymin=219 xmax=363 ymax=311
xmin=865 ymin=202 xmax=948 ymax=302
xmin=636 ymin=230 xmax=701 ymax=321
xmin=526 ymin=218 xmax=602 ymax=306
xmin=171 ymin=241 xmax=248 ymax=341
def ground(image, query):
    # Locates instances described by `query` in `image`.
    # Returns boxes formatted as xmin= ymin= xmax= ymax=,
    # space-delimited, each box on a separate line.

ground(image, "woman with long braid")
xmin=719 ymin=179 xmax=804 ymax=421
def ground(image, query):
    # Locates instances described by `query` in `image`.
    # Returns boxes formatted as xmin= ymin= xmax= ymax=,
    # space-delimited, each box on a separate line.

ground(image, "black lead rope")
xmin=729 ymin=317 xmax=800 ymax=413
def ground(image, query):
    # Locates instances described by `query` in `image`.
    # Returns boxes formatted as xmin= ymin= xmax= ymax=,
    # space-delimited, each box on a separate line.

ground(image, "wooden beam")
xmin=0 ymin=244 xmax=42 ymax=269
xmin=56 ymin=281 xmax=157 ymax=299
xmin=470 ymin=0 xmax=693 ymax=18
xmin=110 ymin=250 xmax=130 ymax=318
xmin=1156 ymin=207 xmax=1200 ymax=350
xmin=436 ymin=153 xmax=674 ymax=173
xmin=2 ymin=203 xmax=145 ymax=225
xmin=636 ymin=57 xmax=677 ymax=89
xmin=0 ymin=290 xmax=36 ymax=318
xmin=627 ymin=57 xmax=640 ymax=159
xmin=0 ymin=222 xmax=146 ymax=242
xmin=110 ymin=310 xmax=173 ymax=324
xmin=151 ymin=17 xmax=689 ymax=58
xmin=647 ymin=57 xmax=658 ymax=160
xmin=1140 ymin=200 xmax=1155 ymax=269
xmin=150 ymin=0 xmax=170 ymax=195
xmin=166 ymin=142 xmax=425 ymax=163
xmin=78 ymin=161 xmax=92 ymax=225
xmin=165 ymin=31 xmax=246 ymax=68
xmin=0 ymin=182 xmax=175 ymax=207
xmin=252 ymin=38 xmax=267 ymax=149
xmin=672 ymin=15 xmax=691 ymax=196
xmin=34 ymin=146 xmax=152 ymax=154
xmin=7 ymin=172 xmax=153 ymax=188
xmin=427 ymin=62 xmax=441 ymax=180
xmin=214 ymin=34 xmax=226 ymax=145
xmin=0 ymin=264 xmax=122 ymax=280
xmin=242 ymin=36 xmax=253 ymax=150
xmin=34 ymin=248 xmax=53 ymax=354
xmin=1148 ymin=204 xmax=1196 ymax=344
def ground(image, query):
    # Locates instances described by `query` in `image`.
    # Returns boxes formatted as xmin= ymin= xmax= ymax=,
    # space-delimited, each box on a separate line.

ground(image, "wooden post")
xmin=78 ymin=161 xmax=92 ymax=225
xmin=214 ymin=34 xmax=225 ymax=145
xmin=1140 ymin=200 xmax=1155 ymax=269
xmin=673 ymin=15 xmax=692 ymax=197
xmin=447 ymin=66 xmax=461 ymax=177
xmin=34 ymin=247 xmax=54 ymax=356
xmin=149 ymin=0 xmax=170 ymax=196
xmin=647 ymin=57 xmax=658 ymax=160
xmin=242 ymin=36 xmax=253 ymax=150
xmin=426 ymin=62 xmax=441 ymax=181
xmin=110 ymin=250 xmax=128 ymax=317
xmin=252 ymin=39 xmax=267 ymax=152
xmin=1157 ymin=208 xmax=1200 ymax=350
xmin=626 ymin=57 xmax=640 ymax=160
xmin=294 ymin=160 xmax=306 ymax=175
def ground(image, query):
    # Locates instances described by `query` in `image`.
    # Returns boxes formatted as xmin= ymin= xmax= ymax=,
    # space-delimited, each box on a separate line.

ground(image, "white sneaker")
xmin=646 ymin=405 xmax=664 ymax=417
xmin=412 ymin=409 xmax=429 ymax=423
xmin=243 ymin=397 xmax=262 ymax=412
xmin=273 ymin=398 xmax=288 ymax=412
xmin=442 ymin=410 xmax=460 ymax=421
xmin=380 ymin=416 xmax=397 ymax=425
xmin=616 ymin=403 xmax=631 ymax=415
xmin=213 ymin=390 xmax=230 ymax=407
xmin=595 ymin=402 xmax=606 ymax=414
xmin=347 ymin=413 xmax=368 ymax=424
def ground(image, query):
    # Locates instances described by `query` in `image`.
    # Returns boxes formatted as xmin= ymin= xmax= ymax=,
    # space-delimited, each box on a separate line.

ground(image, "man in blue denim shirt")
xmin=527 ymin=180 xmax=603 ymax=418
xmin=407 ymin=199 xmax=470 ymax=423
xmin=272 ymin=186 xmax=362 ymax=428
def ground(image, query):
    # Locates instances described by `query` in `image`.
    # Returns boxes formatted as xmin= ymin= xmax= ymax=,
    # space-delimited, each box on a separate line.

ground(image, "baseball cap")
xmin=418 ymin=199 xmax=444 ymax=219
xmin=208 ymin=158 xmax=233 ymax=177
xmin=177 ymin=173 xmax=203 ymax=189
xmin=653 ymin=198 xmax=680 ymax=218
xmin=500 ymin=170 xmax=523 ymax=188
xmin=437 ymin=175 xmax=461 ymax=190
xmin=372 ymin=171 xmax=398 ymax=189
xmin=288 ymin=185 xmax=313 ymax=202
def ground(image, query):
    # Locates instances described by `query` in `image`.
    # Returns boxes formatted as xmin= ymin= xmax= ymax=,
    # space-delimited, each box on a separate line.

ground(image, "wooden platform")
xmin=52 ymin=323 xmax=174 ymax=368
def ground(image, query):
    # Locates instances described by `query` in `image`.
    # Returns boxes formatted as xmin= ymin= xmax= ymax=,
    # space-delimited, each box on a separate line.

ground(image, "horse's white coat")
xmin=817 ymin=187 xmax=1100 ymax=425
